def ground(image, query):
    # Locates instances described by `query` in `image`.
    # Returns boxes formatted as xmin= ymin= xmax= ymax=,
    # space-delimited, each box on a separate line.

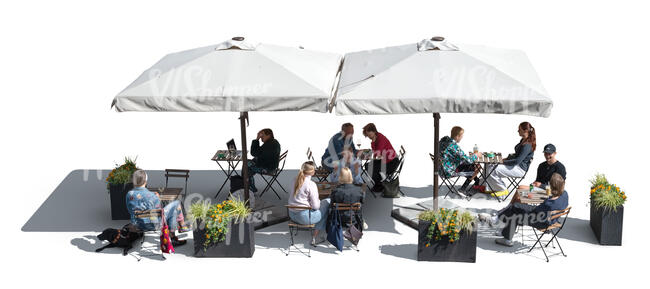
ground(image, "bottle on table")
xmin=473 ymin=144 xmax=479 ymax=154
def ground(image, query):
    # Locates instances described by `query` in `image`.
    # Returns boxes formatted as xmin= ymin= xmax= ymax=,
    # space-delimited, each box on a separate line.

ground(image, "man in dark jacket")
xmin=530 ymin=144 xmax=566 ymax=189
xmin=248 ymin=128 xmax=281 ymax=193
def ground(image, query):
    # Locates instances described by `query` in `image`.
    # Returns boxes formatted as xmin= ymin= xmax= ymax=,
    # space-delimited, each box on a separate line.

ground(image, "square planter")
xmin=109 ymin=183 xmax=133 ymax=220
xmin=193 ymin=219 xmax=255 ymax=258
xmin=417 ymin=220 xmax=477 ymax=262
xmin=590 ymin=202 xmax=624 ymax=245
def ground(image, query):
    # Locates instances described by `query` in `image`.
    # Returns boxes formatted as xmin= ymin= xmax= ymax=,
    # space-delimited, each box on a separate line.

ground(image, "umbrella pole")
xmin=433 ymin=113 xmax=440 ymax=210
xmin=240 ymin=112 xmax=250 ymax=204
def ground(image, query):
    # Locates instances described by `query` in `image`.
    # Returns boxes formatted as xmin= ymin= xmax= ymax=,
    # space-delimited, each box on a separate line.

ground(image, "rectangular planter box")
xmin=590 ymin=202 xmax=624 ymax=245
xmin=417 ymin=220 xmax=477 ymax=262
xmin=193 ymin=219 xmax=255 ymax=258
xmin=109 ymin=183 xmax=133 ymax=220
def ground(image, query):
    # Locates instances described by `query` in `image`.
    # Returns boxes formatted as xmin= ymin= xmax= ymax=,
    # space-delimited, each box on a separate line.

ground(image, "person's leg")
xmin=163 ymin=200 xmax=181 ymax=232
xmin=329 ymin=160 xmax=340 ymax=183
xmin=486 ymin=165 xmax=512 ymax=192
xmin=247 ymin=160 xmax=258 ymax=192
xmin=313 ymin=199 xmax=331 ymax=235
xmin=351 ymin=159 xmax=363 ymax=184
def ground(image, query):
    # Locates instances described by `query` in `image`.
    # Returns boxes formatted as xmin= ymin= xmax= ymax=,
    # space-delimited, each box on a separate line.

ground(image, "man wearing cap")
xmin=525 ymin=144 xmax=566 ymax=189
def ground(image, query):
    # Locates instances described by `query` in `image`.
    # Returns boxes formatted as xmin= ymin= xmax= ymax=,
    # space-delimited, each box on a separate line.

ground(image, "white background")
xmin=2 ymin=0 xmax=648 ymax=287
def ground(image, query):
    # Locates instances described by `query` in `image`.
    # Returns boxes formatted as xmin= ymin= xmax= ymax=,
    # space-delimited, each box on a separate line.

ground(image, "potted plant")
xmin=105 ymin=157 xmax=138 ymax=220
xmin=417 ymin=208 xmax=477 ymax=262
xmin=589 ymin=173 xmax=626 ymax=245
xmin=189 ymin=196 xmax=255 ymax=257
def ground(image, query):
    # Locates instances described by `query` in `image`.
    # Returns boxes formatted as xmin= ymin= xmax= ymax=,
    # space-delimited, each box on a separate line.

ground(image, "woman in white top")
xmin=288 ymin=161 xmax=331 ymax=246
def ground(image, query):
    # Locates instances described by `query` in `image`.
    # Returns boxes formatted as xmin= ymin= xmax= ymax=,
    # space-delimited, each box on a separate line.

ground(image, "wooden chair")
xmin=163 ymin=169 xmax=189 ymax=201
xmin=132 ymin=209 xmax=165 ymax=261
xmin=285 ymin=205 xmax=315 ymax=257
xmin=526 ymin=206 xmax=571 ymax=262
xmin=260 ymin=151 xmax=289 ymax=199
xmin=307 ymin=147 xmax=332 ymax=182
xmin=331 ymin=202 xmax=363 ymax=252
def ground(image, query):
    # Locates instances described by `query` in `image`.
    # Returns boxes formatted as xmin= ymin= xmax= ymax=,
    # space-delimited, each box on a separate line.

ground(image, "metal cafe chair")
xmin=526 ymin=207 xmax=572 ymax=262
xmin=331 ymin=202 xmax=363 ymax=252
xmin=430 ymin=153 xmax=472 ymax=200
xmin=383 ymin=145 xmax=406 ymax=197
xmin=260 ymin=150 xmax=289 ymax=199
xmin=285 ymin=205 xmax=315 ymax=257
xmin=132 ymin=209 xmax=166 ymax=261
xmin=306 ymin=147 xmax=332 ymax=182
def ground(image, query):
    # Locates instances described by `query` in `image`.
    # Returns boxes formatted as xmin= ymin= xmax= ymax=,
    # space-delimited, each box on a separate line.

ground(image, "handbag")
xmin=343 ymin=224 xmax=363 ymax=246
xmin=381 ymin=177 xmax=400 ymax=198
xmin=159 ymin=211 xmax=175 ymax=254
xmin=326 ymin=204 xmax=344 ymax=251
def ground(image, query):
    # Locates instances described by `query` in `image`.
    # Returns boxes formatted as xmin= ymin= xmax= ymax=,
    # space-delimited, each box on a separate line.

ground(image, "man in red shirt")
xmin=362 ymin=123 xmax=400 ymax=194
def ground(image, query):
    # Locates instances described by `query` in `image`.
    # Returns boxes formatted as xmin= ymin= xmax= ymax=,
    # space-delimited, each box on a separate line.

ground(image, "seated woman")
xmin=287 ymin=162 xmax=330 ymax=246
xmin=248 ymin=128 xmax=281 ymax=193
xmin=126 ymin=170 xmax=188 ymax=247
xmin=484 ymin=122 xmax=536 ymax=196
xmin=329 ymin=167 xmax=365 ymax=230
xmin=481 ymin=173 xmax=569 ymax=247
xmin=363 ymin=123 xmax=400 ymax=194
xmin=440 ymin=126 xmax=482 ymax=195
xmin=330 ymin=147 xmax=363 ymax=185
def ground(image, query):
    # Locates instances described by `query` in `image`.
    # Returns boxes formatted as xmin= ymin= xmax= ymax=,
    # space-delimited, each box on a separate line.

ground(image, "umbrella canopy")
xmin=112 ymin=37 xmax=342 ymax=204
xmin=333 ymin=37 xmax=552 ymax=117
xmin=331 ymin=37 xmax=552 ymax=204
xmin=112 ymin=37 xmax=342 ymax=113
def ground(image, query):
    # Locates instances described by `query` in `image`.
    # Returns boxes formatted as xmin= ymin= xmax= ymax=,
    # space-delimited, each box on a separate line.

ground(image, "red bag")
xmin=159 ymin=211 xmax=175 ymax=254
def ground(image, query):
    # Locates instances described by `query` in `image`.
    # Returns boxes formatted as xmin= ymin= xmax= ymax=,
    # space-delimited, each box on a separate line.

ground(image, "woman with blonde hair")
xmin=329 ymin=167 xmax=365 ymax=230
xmin=288 ymin=161 xmax=331 ymax=246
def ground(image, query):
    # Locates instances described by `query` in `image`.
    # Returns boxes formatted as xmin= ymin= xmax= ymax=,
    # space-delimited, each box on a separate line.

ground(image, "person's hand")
xmin=256 ymin=131 xmax=263 ymax=140
xmin=532 ymin=182 xmax=542 ymax=187
xmin=475 ymin=152 xmax=483 ymax=158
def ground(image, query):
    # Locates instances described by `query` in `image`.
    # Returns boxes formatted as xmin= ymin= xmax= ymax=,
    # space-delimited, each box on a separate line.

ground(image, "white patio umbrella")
xmin=331 ymin=37 xmax=552 ymax=203
xmin=112 ymin=37 xmax=342 ymax=202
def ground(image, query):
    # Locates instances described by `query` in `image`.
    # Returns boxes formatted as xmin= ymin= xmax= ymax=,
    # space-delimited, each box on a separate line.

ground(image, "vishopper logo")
xmin=429 ymin=65 xmax=541 ymax=114
xmin=83 ymin=169 xmax=106 ymax=182
xmin=146 ymin=66 xmax=274 ymax=99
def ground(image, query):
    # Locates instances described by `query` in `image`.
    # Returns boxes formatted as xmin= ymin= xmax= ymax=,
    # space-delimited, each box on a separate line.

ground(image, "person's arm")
xmin=332 ymin=135 xmax=344 ymax=159
xmin=503 ymin=143 xmax=532 ymax=167
xmin=308 ymin=182 xmax=320 ymax=210
xmin=452 ymin=142 xmax=477 ymax=163
xmin=250 ymin=139 xmax=261 ymax=157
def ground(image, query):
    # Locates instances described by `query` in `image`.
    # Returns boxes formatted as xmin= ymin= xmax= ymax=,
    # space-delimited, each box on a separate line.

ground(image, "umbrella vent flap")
xmin=215 ymin=37 xmax=258 ymax=51
xmin=417 ymin=37 xmax=459 ymax=51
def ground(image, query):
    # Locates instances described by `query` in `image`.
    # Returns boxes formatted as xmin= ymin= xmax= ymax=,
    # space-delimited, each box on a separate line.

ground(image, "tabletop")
xmin=516 ymin=188 xmax=549 ymax=205
xmin=211 ymin=150 xmax=243 ymax=161
xmin=147 ymin=187 xmax=183 ymax=202
xmin=473 ymin=152 xmax=504 ymax=164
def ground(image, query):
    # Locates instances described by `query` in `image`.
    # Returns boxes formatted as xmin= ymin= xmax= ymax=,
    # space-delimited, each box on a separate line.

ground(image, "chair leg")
xmin=528 ymin=229 xmax=549 ymax=262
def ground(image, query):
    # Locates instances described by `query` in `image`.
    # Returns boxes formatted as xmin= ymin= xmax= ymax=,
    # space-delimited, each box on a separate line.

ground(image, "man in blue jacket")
xmin=481 ymin=173 xmax=569 ymax=247
xmin=321 ymin=123 xmax=362 ymax=184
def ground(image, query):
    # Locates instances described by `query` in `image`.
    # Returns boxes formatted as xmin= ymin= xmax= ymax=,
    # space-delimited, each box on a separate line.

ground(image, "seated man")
xmin=330 ymin=147 xmax=363 ymax=185
xmin=481 ymin=173 xmax=569 ymax=247
xmin=126 ymin=170 xmax=188 ymax=247
xmin=321 ymin=123 xmax=359 ymax=182
xmin=439 ymin=126 xmax=482 ymax=195
xmin=520 ymin=143 xmax=566 ymax=190
xmin=248 ymin=128 xmax=281 ymax=193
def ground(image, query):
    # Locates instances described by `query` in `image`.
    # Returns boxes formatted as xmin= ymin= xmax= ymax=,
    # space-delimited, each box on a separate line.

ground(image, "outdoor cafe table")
xmin=516 ymin=188 xmax=550 ymax=205
xmin=211 ymin=149 xmax=243 ymax=199
xmin=316 ymin=182 xmax=367 ymax=200
xmin=358 ymin=149 xmax=381 ymax=187
xmin=146 ymin=187 xmax=183 ymax=204
xmin=474 ymin=153 xmax=506 ymax=201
